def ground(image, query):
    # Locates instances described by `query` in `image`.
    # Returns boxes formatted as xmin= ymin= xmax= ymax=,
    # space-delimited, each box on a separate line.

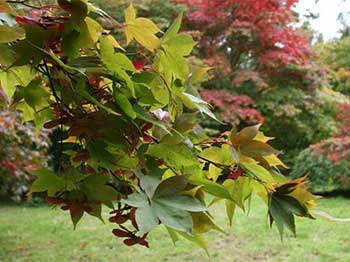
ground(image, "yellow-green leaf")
xmin=0 ymin=26 xmax=24 ymax=43
xmin=231 ymin=124 xmax=261 ymax=146
xmin=124 ymin=4 xmax=160 ymax=52
xmin=263 ymin=154 xmax=288 ymax=169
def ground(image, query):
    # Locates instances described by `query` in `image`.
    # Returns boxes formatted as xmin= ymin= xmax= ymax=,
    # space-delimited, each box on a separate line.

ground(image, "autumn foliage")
xmin=0 ymin=0 xmax=320 ymax=252
xmin=179 ymin=0 xmax=312 ymax=78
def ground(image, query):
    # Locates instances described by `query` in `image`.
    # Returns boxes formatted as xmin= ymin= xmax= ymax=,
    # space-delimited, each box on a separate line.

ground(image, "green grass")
xmin=0 ymin=196 xmax=349 ymax=262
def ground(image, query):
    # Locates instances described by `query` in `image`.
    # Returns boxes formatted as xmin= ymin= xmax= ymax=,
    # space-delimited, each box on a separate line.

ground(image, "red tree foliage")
xmin=179 ymin=0 xmax=314 ymax=124
xmin=336 ymin=103 xmax=350 ymax=137
xmin=201 ymin=90 xmax=264 ymax=125
xmin=179 ymin=0 xmax=311 ymax=73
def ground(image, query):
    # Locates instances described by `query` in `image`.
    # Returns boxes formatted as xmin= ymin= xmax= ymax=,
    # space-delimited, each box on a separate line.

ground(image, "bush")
xmin=0 ymin=110 xmax=50 ymax=202
xmin=291 ymin=136 xmax=350 ymax=193
xmin=253 ymin=86 xmax=340 ymax=166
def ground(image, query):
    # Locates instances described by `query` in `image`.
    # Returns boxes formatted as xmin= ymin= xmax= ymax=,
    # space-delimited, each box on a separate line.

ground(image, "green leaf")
xmin=71 ymin=210 xmax=84 ymax=229
xmin=136 ymin=171 xmax=161 ymax=199
xmin=147 ymin=143 xmax=200 ymax=174
xmin=86 ymin=140 xmax=117 ymax=170
xmin=192 ymin=212 xmax=224 ymax=234
xmin=155 ymin=195 xmax=207 ymax=212
xmin=163 ymin=34 xmax=196 ymax=56
xmin=269 ymin=194 xmax=296 ymax=238
xmin=125 ymin=192 xmax=148 ymax=208
xmin=81 ymin=175 xmax=119 ymax=202
xmin=31 ymin=169 xmax=65 ymax=196
xmin=133 ymin=104 xmax=169 ymax=132
xmin=223 ymin=178 xmax=252 ymax=210
xmin=165 ymin=226 xmax=179 ymax=245
xmin=225 ymin=200 xmax=236 ymax=226
xmin=241 ymin=161 xmax=275 ymax=190
xmin=62 ymin=171 xmax=85 ymax=191
xmin=153 ymin=175 xmax=188 ymax=198
xmin=114 ymin=93 xmax=136 ymax=119
xmin=276 ymin=195 xmax=309 ymax=217
xmin=57 ymin=0 xmax=88 ymax=22
xmin=153 ymin=201 xmax=193 ymax=234
xmin=190 ymin=176 xmax=232 ymax=200
xmin=86 ymin=203 xmax=104 ymax=222
xmin=135 ymin=205 xmax=159 ymax=235
xmin=99 ymin=35 xmax=135 ymax=72
xmin=76 ymin=78 xmax=120 ymax=116
xmin=181 ymin=93 xmax=221 ymax=122
xmin=34 ymin=108 xmax=53 ymax=135
xmin=0 ymin=65 xmax=32 ymax=100
xmin=21 ymin=78 xmax=49 ymax=110
xmin=162 ymin=13 xmax=183 ymax=42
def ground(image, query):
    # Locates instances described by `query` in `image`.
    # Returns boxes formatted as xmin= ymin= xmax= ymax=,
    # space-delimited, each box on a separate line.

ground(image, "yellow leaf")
xmin=63 ymin=136 xmax=78 ymax=143
xmin=124 ymin=3 xmax=136 ymax=21
xmin=254 ymin=131 xmax=274 ymax=143
xmin=0 ymin=0 xmax=11 ymax=13
xmin=106 ymin=34 xmax=124 ymax=50
xmin=181 ymin=185 xmax=203 ymax=198
xmin=85 ymin=17 xmax=104 ymax=43
xmin=263 ymin=154 xmax=288 ymax=169
xmin=124 ymin=4 xmax=161 ymax=52
xmin=208 ymin=164 xmax=221 ymax=182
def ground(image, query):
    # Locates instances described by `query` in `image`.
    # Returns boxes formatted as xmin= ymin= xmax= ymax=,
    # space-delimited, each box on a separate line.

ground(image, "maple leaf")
xmin=124 ymin=4 xmax=161 ymax=52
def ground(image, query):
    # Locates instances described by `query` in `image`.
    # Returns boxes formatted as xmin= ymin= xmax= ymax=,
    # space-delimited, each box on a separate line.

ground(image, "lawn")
xmin=0 ymin=196 xmax=349 ymax=262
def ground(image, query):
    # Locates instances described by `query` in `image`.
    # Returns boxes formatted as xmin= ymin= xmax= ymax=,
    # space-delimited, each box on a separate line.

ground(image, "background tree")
xmin=178 ymin=0 xmax=338 ymax=165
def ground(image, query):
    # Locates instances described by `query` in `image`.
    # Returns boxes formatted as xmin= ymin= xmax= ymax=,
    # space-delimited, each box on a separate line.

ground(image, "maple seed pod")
xmin=123 ymin=238 xmax=138 ymax=246
xmin=132 ymin=60 xmax=145 ymax=70
xmin=112 ymin=229 xmax=130 ymax=238
xmin=109 ymin=214 xmax=128 ymax=224
xmin=229 ymin=167 xmax=244 ymax=180
xmin=129 ymin=208 xmax=139 ymax=230
xmin=142 ymin=133 xmax=153 ymax=143
xmin=142 ymin=122 xmax=153 ymax=131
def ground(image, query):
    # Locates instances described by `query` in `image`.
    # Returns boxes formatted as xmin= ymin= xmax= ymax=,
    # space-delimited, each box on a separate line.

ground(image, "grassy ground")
xmin=0 ymin=196 xmax=349 ymax=262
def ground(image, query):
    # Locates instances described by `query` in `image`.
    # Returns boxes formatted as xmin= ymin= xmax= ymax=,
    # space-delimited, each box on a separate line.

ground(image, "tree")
xmin=0 ymin=0 xmax=317 ymax=251
xmin=316 ymin=37 xmax=350 ymax=95
xmin=178 ymin=0 xmax=313 ymax=83
xmin=178 ymin=0 xmax=336 ymax=165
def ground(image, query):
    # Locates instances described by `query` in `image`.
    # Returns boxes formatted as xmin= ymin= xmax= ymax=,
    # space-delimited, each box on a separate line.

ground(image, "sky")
xmin=296 ymin=0 xmax=350 ymax=40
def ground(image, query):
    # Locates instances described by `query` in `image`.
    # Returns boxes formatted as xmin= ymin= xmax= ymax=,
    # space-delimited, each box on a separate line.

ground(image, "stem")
xmin=42 ymin=60 xmax=74 ymax=116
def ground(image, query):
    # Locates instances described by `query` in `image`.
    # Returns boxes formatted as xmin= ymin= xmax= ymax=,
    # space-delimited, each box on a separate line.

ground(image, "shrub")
xmin=291 ymin=136 xmax=350 ymax=193
xmin=0 ymin=110 xmax=50 ymax=202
